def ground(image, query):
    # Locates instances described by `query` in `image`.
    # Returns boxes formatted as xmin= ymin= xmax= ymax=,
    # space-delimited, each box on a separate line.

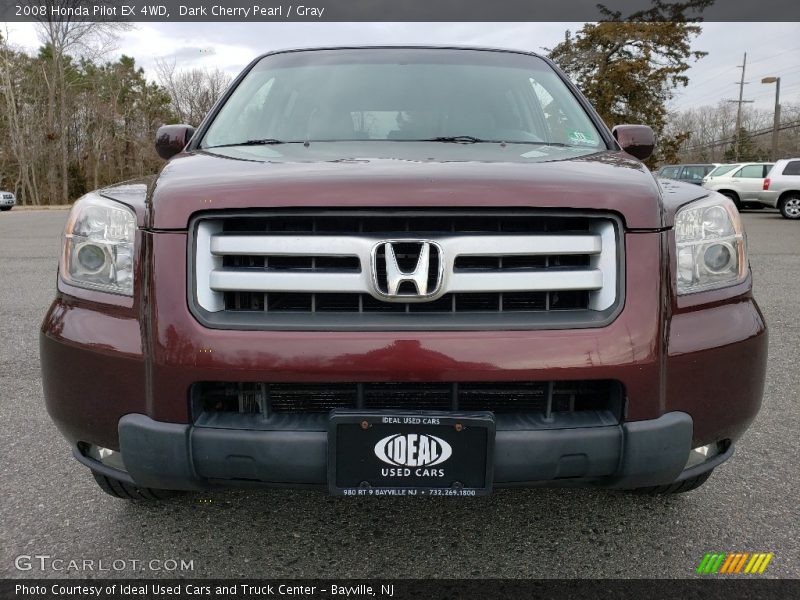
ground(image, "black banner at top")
xmin=1 ymin=0 xmax=799 ymax=22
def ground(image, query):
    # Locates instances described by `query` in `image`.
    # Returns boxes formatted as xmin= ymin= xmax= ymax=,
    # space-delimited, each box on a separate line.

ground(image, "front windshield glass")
xmin=202 ymin=48 xmax=605 ymax=150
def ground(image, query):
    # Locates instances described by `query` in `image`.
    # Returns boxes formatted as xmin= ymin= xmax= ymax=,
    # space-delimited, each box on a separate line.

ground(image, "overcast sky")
xmin=3 ymin=21 xmax=799 ymax=112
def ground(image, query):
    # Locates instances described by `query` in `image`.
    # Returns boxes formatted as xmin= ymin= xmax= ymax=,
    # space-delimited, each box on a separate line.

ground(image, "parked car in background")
xmin=656 ymin=164 xmax=719 ymax=185
xmin=0 ymin=191 xmax=16 ymax=211
xmin=763 ymin=158 xmax=800 ymax=219
xmin=701 ymin=162 xmax=773 ymax=210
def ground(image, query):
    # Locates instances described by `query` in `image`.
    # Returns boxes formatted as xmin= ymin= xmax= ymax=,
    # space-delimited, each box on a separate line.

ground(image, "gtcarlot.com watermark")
xmin=14 ymin=554 xmax=194 ymax=573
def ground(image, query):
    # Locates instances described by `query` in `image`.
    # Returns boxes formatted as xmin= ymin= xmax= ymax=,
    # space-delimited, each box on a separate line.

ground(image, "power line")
xmin=744 ymin=45 xmax=800 ymax=68
xmin=748 ymin=83 xmax=800 ymax=101
xmin=683 ymin=120 xmax=800 ymax=152
xmin=673 ymin=49 xmax=800 ymax=110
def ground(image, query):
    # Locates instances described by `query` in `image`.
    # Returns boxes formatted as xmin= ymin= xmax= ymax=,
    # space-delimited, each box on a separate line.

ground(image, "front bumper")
xmin=74 ymin=411 xmax=720 ymax=491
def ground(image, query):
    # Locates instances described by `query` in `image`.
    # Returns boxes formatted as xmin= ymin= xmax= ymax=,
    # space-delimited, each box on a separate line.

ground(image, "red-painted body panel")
xmin=666 ymin=299 xmax=767 ymax=445
xmin=148 ymin=151 xmax=671 ymax=230
xmin=40 ymin=300 xmax=145 ymax=449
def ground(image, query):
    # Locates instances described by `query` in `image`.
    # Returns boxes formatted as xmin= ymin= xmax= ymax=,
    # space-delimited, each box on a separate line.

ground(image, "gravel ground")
xmin=0 ymin=208 xmax=797 ymax=579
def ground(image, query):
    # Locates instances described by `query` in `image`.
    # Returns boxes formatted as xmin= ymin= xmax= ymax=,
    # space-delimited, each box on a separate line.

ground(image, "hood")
xmin=109 ymin=142 xmax=708 ymax=230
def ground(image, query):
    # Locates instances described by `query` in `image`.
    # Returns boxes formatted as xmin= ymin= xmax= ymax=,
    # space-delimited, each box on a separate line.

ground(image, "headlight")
xmin=61 ymin=194 xmax=136 ymax=296
xmin=675 ymin=196 xmax=747 ymax=295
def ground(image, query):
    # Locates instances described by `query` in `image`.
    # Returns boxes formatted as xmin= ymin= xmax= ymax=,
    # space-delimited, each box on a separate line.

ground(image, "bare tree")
xmin=664 ymin=101 xmax=800 ymax=163
xmin=155 ymin=58 xmax=231 ymax=125
xmin=0 ymin=30 xmax=42 ymax=204
xmin=34 ymin=2 xmax=130 ymax=203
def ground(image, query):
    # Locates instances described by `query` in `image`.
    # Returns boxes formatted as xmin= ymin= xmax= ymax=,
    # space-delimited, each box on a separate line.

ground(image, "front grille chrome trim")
xmin=187 ymin=210 xmax=625 ymax=331
xmin=198 ymin=228 xmax=614 ymax=307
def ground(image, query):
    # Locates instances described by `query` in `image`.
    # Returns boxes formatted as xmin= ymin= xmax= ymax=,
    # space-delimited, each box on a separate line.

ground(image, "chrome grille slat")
xmin=209 ymin=268 xmax=602 ymax=294
xmin=210 ymin=270 xmax=368 ymax=293
xmin=211 ymin=233 xmax=601 ymax=256
xmin=446 ymin=270 xmax=603 ymax=293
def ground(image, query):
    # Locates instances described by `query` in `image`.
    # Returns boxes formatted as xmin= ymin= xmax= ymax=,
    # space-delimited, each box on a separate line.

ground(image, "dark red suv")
xmin=40 ymin=47 xmax=767 ymax=500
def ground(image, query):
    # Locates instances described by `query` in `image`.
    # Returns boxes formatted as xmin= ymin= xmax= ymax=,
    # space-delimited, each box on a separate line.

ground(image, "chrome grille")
xmin=191 ymin=211 xmax=621 ymax=330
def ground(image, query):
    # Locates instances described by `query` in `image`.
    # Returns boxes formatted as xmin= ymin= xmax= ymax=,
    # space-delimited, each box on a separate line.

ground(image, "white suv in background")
xmin=763 ymin=159 xmax=800 ymax=219
xmin=701 ymin=162 xmax=773 ymax=210
xmin=0 ymin=191 xmax=16 ymax=211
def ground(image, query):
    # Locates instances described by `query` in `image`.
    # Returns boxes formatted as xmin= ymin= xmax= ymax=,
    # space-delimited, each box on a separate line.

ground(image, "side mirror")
xmin=611 ymin=125 xmax=655 ymax=160
xmin=155 ymin=124 xmax=196 ymax=160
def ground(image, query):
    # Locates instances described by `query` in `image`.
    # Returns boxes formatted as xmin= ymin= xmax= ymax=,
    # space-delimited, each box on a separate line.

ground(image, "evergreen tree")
xmin=548 ymin=1 xmax=712 ymax=167
xmin=723 ymin=128 xmax=768 ymax=162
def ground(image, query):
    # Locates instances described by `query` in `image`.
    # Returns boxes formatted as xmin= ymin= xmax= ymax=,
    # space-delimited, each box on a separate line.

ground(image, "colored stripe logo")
xmin=696 ymin=552 xmax=774 ymax=574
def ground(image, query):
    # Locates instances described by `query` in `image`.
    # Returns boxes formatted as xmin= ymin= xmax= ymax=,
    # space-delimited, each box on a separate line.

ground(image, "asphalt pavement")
xmin=0 ymin=208 xmax=798 ymax=579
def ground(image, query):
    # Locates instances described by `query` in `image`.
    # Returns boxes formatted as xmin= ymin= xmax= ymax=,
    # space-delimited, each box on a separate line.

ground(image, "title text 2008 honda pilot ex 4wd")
xmin=40 ymin=47 xmax=767 ymax=500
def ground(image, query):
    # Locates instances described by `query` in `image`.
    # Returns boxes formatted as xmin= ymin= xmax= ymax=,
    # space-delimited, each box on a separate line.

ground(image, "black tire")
xmin=778 ymin=194 xmax=800 ymax=219
xmin=629 ymin=470 xmax=713 ymax=495
xmin=0 ymin=206 xmax=11 ymax=211
xmin=719 ymin=191 xmax=741 ymax=211
xmin=92 ymin=471 xmax=185 ymax=501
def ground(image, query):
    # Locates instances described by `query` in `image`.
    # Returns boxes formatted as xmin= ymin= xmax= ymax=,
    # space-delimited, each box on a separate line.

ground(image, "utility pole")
xmin=762 ymin=76 xmax=781 ymax=160
xmin=727 ymin=52 xmax=754 ymax=161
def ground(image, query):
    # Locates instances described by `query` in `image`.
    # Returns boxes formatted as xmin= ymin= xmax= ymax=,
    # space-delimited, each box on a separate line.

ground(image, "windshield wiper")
xmin=418 ymin=135 xmax=490 ymax=144
xmin=204 ymin=138 xmax=290 ymax=149
xmin=410 ymin=137 xmax=573 ymax=146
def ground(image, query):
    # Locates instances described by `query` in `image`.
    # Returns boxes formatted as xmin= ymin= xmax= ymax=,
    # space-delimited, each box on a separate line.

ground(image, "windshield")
xmin=202 ymin=48 xmax=605 ymax=150
xmin=707 ymin=164 xmax=739 ymax=177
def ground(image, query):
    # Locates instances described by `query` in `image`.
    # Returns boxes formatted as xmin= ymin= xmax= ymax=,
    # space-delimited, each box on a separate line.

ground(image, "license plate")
xmin=328 ymin=410 xmax=495 ymax=497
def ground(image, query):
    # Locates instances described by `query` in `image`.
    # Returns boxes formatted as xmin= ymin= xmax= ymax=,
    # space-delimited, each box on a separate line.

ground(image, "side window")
xmin=783 ymin=161 xmax=800 ymax=176
xmin=708 ymin=164 xmax=738 ymax=177
xmin=736 ymin=165 xmax=765 ymax=178
xmin=681 ymin=166 xmax=706 ymax=181
xmin=660 ymin=167 xmax=680 ymax=178
xmin=762 ymin=164 xmax=773 ymax=177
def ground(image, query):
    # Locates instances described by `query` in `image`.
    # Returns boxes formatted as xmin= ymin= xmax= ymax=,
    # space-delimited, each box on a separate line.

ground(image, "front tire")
xmin=778 ymin=194 xmax=800 ymax=219
xmin=0 ymin=206 xmax=11 ymax=212
xmin=92 ymin=471 xmax=185 ymax=501
xmin=629 ymin=471 xmax=713 ymax=495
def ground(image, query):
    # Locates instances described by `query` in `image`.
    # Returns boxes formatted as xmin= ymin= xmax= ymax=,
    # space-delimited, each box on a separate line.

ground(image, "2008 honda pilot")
xmin=40 ymin=47 xmax=767 ymax=500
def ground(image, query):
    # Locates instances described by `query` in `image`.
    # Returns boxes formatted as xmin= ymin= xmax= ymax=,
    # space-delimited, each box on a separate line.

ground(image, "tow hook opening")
xmin=685 ymin=440 xmax=729 ymax=470
xmin=79 ymin=442 xmax=127 ymax=472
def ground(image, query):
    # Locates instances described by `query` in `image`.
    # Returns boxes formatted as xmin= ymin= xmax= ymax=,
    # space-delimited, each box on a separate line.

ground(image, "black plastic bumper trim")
xmin=672 ymin=442 xmax=734 ymax=484
xmin=72 ymin=446 xmax=137 ymax=486
xmin=109 ymin=411 xmax=709 ymax=491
